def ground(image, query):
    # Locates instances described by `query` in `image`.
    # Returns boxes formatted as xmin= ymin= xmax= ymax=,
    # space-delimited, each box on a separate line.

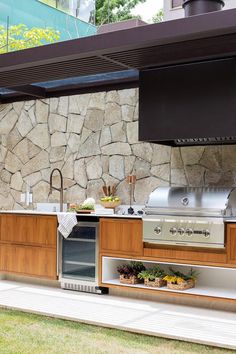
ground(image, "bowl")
xmin=100 ymin=200 xmax=121 ymax=209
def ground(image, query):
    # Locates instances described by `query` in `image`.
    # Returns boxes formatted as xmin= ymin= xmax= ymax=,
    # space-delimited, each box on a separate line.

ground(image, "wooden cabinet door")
xmin=0 ymin=244 xmax=57 ymax=279
xmin=227 ymin=223 xmax=236 ymax=264
xmin=100 ymin=218 xmax=143 ymax=256
xmin=0 ymin=214 xmax=57 ymax=247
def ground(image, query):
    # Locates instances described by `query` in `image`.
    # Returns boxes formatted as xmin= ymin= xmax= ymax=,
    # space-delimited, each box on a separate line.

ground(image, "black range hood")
xmin=138 ymin=0 xmax=236 ymax=147
xmin=139 ymin=57 xmax=236 ymax=147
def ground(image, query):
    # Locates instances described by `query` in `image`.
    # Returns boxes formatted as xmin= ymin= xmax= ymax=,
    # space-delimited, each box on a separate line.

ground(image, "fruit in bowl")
xmin=100 ymin=196 xmax=121 ymax=208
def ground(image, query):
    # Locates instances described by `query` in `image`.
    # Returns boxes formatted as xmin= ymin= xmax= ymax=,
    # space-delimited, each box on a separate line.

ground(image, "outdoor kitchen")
xmin=1 ymin=0 xmax=236 ymax=351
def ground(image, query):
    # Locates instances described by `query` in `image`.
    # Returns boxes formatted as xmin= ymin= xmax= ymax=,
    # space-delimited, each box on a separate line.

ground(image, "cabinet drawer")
xmin=144 ymin=247 xmax=227 ymax=264
xmin=0 ymin=244 xmax=57 ymax=279
xmin=0 ymin=214 xmax=57 ymax=247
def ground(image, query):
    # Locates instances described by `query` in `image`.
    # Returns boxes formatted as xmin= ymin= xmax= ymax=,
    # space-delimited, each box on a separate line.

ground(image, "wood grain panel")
xmin=0 ymin=214 xmax=17 ymax=243
xmin=0 ymin=244 xmax=57 ymax=279
xmin=0 ymin=214 xmax=58 ymax=279
xmin=143 ymin=246 xmax=227 ymax=264
xmin=100 ymin=218 xmax=143 ymax=256
xmin=0 ymin=214 xmax=37 ymax=244
xmin=0 ymin=214 xmax=57 ymax=247
xmin=36 ymin=216 xmax=57 ymax=247
xmin=227 ymin=223 xmax=236 ymax=264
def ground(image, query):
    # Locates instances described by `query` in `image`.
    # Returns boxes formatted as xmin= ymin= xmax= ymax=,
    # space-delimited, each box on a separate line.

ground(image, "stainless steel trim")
xmin=145 ymin=207 xmax=226 ymax=217
xmin=64 ymin=260 xmax=96 ymax=266
xmin=56 ymin=231 xmax=60 ymax=277
xmin=144 ymin=241 xmax=225 ymax=249
xmin=67 ymin=238 xmax=96 ymax=242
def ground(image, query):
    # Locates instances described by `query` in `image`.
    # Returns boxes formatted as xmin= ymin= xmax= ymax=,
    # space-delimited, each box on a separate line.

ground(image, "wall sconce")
xmin=126 ymin=175 xmax=136 ymax=215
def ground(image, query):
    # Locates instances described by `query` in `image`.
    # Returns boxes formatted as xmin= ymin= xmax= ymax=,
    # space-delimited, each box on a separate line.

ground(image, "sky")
xmin=132 ymin=0 xmax=164 ymax=22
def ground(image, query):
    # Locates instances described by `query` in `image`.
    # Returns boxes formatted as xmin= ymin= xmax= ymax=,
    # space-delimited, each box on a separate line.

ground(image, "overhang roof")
xmin=1 ymin=8 xmax=236 ymax=103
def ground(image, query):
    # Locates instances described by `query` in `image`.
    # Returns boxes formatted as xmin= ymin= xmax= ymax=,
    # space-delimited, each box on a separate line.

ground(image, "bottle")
xmin=25 ymin=184 xmax=33 ymax=210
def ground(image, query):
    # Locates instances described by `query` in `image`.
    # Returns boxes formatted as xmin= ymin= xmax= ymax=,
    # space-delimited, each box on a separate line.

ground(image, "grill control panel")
xmin=143 ymin=216 xmax=225 ymax=248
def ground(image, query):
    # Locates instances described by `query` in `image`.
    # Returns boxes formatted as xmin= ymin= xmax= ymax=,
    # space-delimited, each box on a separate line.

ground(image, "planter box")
xmin=119 ymin=275 xmax=143 ymax=285
xmin=144 ymin=278 xmax=167 ymax=288
xmin=167 ymin=279 xmax=195 ymax=291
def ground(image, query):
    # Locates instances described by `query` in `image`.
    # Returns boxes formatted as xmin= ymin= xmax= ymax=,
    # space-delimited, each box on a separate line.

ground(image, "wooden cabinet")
xmin=227 ymin=223 xmax=236 ymax=264
xmin=0 ymin=214 xmax=57 ymax=279
xmin=100 ymin=218 xmax=143 ymax=256
xmin=0 ymin=244 xmax=56 ymax=279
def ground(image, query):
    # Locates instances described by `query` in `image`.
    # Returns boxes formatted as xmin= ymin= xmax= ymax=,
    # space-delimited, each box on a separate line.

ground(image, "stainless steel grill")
xmin=143 ymin=187 xmax=236 ymax=248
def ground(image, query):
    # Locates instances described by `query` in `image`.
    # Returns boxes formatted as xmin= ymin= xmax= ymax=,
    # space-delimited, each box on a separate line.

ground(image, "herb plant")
xmin=164 ymin=267 xmax=198 ymax=285
xmin=117 ymin=261 xmax=146 ymax=277
xmin=138 ymin=265 xmax=166 ymax=281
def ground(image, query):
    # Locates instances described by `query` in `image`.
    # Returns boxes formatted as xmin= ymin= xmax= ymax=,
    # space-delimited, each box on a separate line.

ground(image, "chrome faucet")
xmin=49 ymin=168 xmax=63 ymax=212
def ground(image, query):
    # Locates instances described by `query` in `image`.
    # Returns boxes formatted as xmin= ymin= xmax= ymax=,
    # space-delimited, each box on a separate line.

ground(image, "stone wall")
xmin=0 ymin=88 xmax=236 ymax=209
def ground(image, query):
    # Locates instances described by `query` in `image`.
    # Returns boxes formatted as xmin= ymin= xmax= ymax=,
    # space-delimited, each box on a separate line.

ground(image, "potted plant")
xmin=117 ymin=261 xmax=146 ymax=285
xmin=138 ymin=265 xmax=167 ymax=288
xmin=163 ymin=267 xmax=198 ymax=291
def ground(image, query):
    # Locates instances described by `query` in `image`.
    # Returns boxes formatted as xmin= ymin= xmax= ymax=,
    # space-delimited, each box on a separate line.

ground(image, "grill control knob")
xmin=203 ymin=229 xmax=210 ymax=238
xmin=178 ymin=228 xmax=185 ymax=236
xmin=154 ymin=226 xmax=162 ymax=235
xmin=185 ymin=228 xmax=193 ymax=236
xmin=169 ymin=227 xmax=177 ymax=235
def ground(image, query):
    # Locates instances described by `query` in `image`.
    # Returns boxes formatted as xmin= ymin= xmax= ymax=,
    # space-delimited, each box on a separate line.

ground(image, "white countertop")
xmin=225 ymin=218 xmax=236 ymax=223
xmin=3 ymin=210 xmax=236 ymax=221
xmin=0 ymin=210 xmax=142 ymax=219
xmin=3 ymin=209 xmax=236 ymax=221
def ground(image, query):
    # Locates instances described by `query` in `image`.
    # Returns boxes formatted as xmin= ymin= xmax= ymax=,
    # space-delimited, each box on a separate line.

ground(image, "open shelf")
xmin=102 ymin=256 xmax=236 ymax=301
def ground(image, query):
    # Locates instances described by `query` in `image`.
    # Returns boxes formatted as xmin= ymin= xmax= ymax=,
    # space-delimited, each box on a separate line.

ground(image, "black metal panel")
xmin=1 ymin=8 xmax=236 ymax=101
xmin=139 ymin=58 xmax=236 ymax=146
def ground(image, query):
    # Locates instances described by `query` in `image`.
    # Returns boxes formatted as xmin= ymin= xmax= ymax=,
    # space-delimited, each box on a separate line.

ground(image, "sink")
xmin=36 ymin=203 xmax=67 ymax=213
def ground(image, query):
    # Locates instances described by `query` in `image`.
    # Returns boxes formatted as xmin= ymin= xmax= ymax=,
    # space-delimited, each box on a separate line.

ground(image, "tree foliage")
xmin=0 ymin=24 xmax=60 ymax=54
xmin=96 ymin=0 xmax=147 ymax=26
xmin=152 ymin=8 xmax=164 ymax=23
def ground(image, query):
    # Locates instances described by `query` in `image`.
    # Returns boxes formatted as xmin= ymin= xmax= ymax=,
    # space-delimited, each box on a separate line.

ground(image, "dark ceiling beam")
xmin=98 ymin=54 xmax=133 ymax=69
xmin=1 ymin=8 xmax=236 ymax=73
xmin=1 ymin=9 xmax=236 ymax=102
xmin=7 ymin=85 xmax=46 ymax=98
xmin=0 ymin=75 xmax=139 ymax=104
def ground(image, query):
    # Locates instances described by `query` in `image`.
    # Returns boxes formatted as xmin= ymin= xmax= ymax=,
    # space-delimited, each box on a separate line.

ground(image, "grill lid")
xmin=145 ymin=187 xmax=236 ymax=217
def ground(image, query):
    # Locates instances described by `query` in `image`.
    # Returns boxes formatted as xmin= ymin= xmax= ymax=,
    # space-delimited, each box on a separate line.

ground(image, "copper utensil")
xmin=111 ymin=185 xmax=116 ymax=196
xmin=102 ymin=186 xmax=108 ymax=196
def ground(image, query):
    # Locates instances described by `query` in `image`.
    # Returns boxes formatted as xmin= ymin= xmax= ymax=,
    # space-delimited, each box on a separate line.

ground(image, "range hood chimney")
xmin=183 ymin=0 xmax=225 ymax=17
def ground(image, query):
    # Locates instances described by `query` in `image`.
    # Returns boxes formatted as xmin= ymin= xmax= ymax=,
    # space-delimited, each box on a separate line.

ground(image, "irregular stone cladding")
xmin=0 ymin=89 xmax=235 ymax=209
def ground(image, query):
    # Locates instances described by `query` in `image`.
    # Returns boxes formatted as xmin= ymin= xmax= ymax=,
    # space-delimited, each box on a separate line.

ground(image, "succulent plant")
xmin=138 ymin=265 xmax=166 ymax=281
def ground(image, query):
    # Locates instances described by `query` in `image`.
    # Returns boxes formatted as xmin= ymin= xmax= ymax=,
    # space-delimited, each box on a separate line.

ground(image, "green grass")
xmin=0 ymin=308 xmax=234 ymax=354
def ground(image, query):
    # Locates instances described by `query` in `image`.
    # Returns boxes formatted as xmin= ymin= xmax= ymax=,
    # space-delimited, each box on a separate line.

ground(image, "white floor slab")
xmin=0 ymin=280 xmax=235 ymax=350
